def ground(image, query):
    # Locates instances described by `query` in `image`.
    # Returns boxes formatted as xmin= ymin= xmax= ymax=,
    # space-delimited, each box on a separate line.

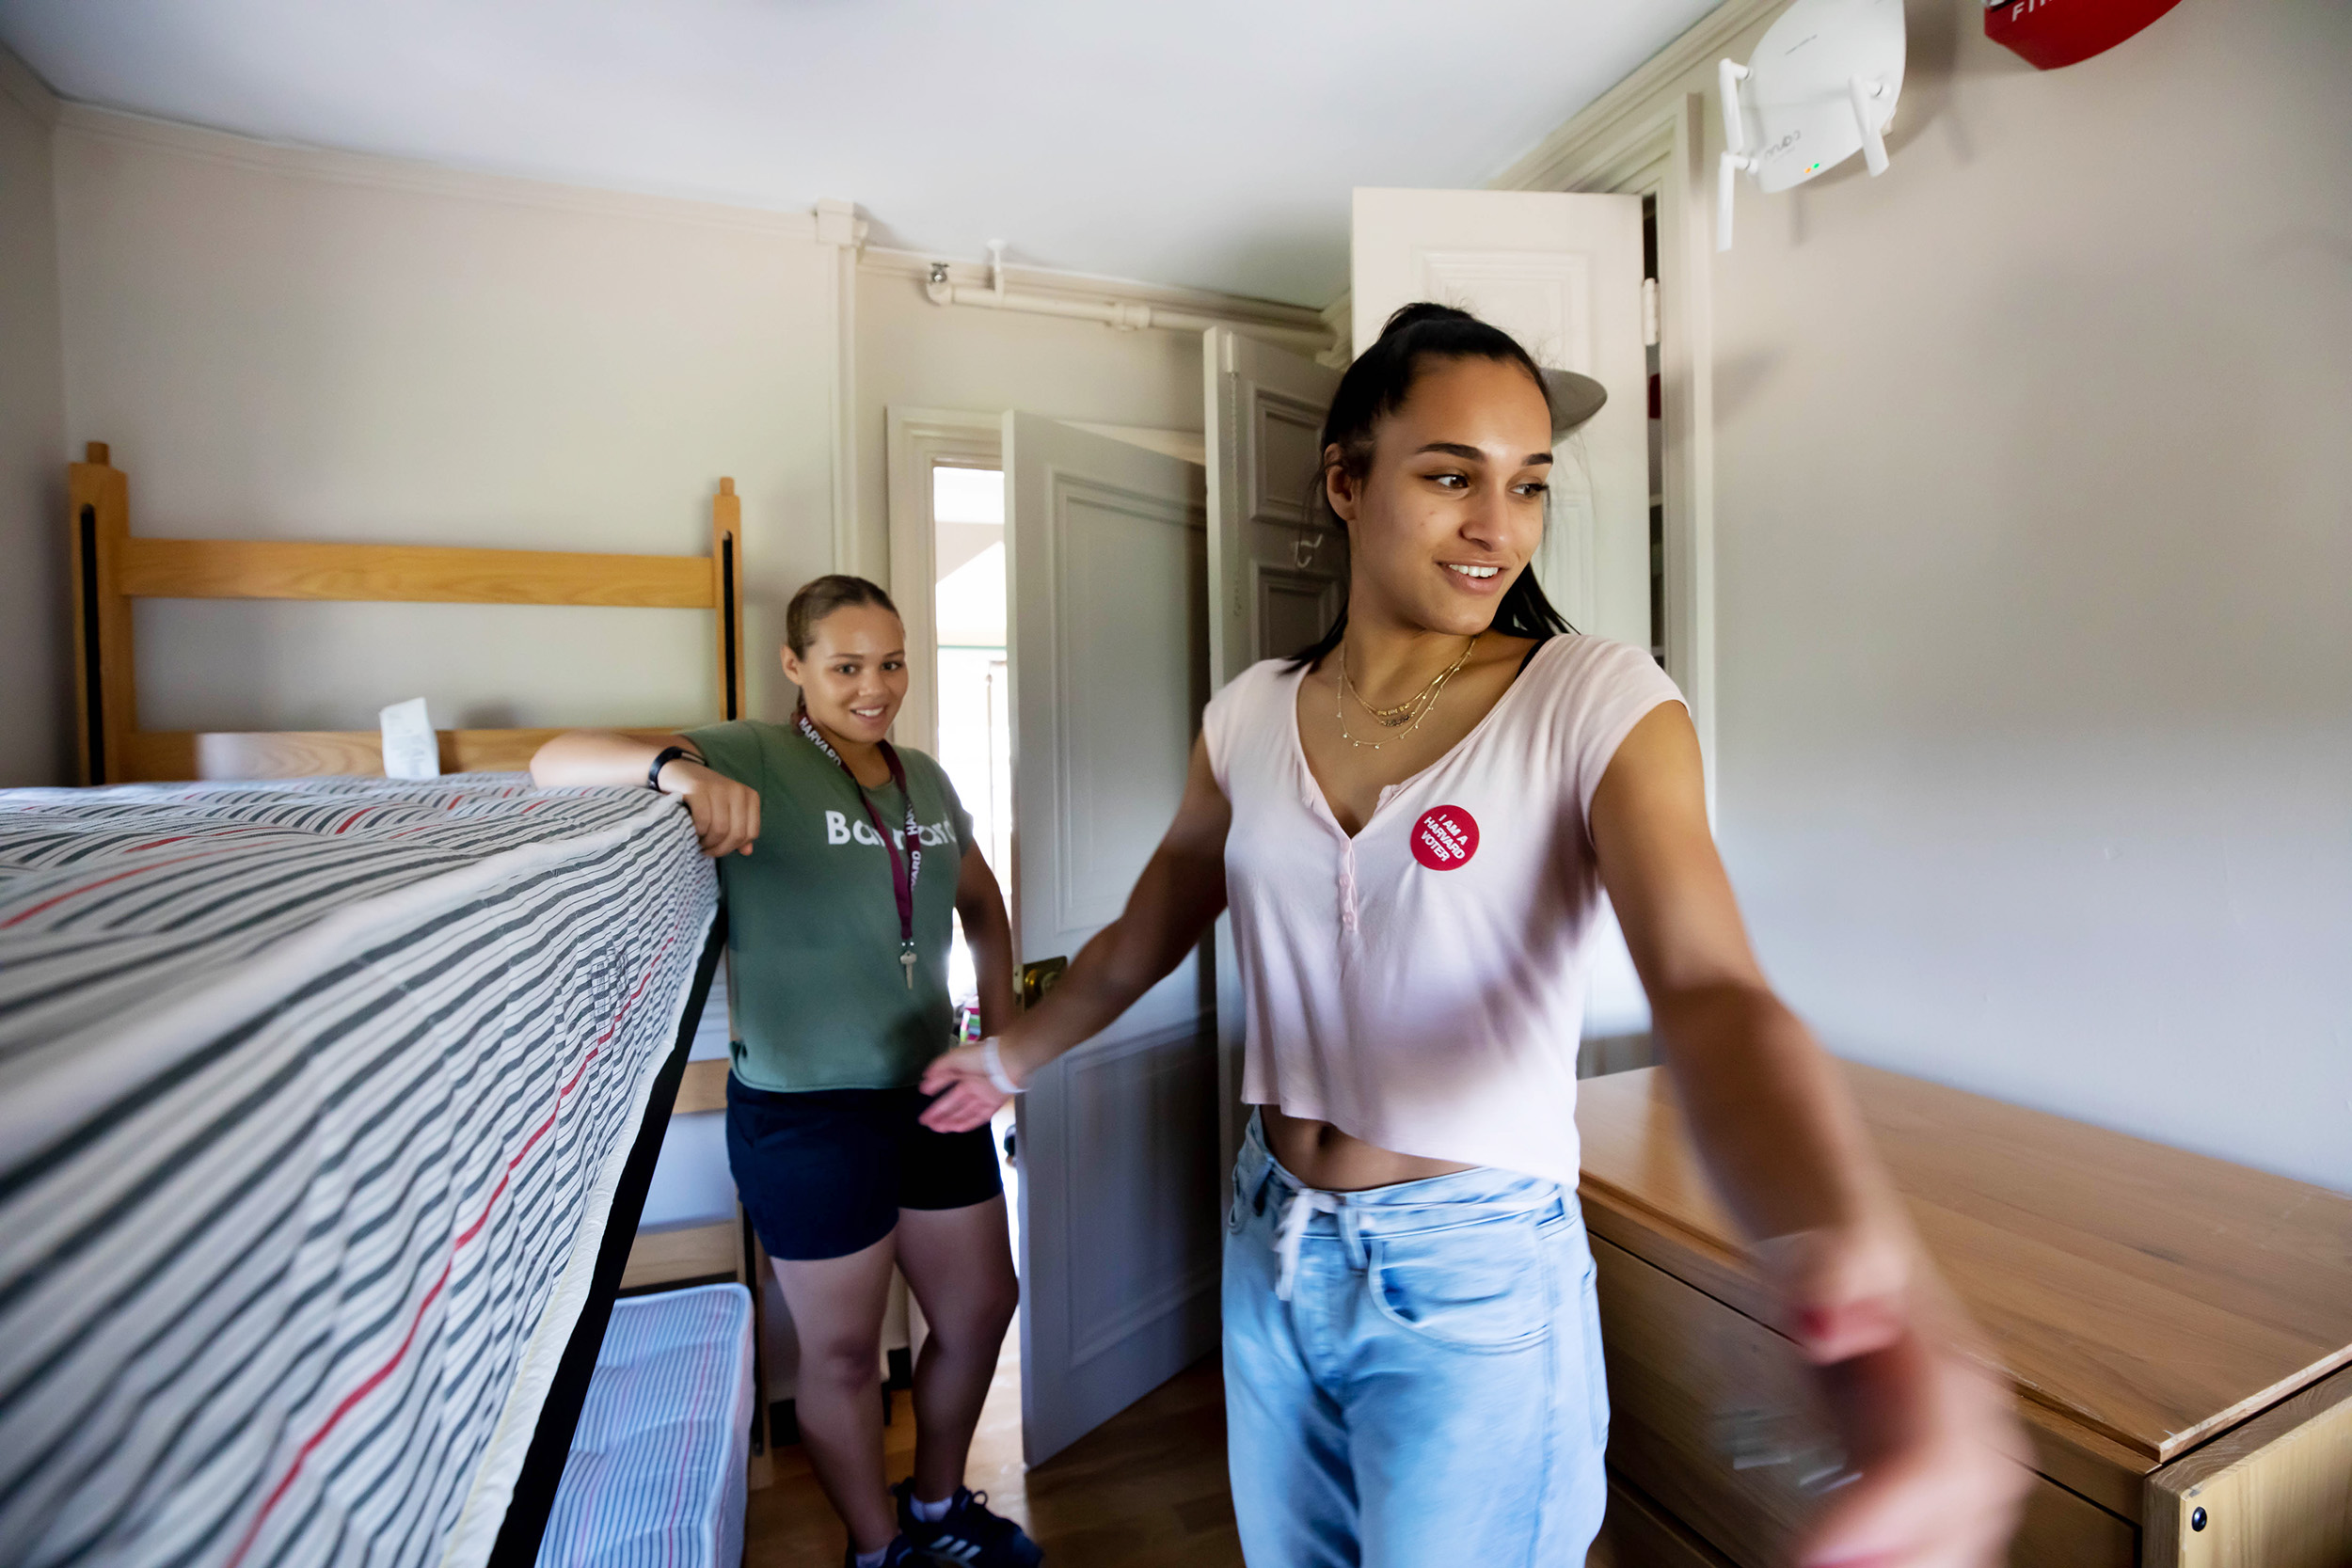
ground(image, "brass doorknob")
xmin=1019 ymin=957 xmax=1068 ymax=1009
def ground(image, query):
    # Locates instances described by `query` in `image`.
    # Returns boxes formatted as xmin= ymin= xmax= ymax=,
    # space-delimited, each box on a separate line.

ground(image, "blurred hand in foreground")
xmin=1762 ymin=1227 xmax=2030 ymax=1568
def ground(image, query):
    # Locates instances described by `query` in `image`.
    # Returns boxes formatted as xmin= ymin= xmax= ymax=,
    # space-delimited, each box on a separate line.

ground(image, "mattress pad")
xmin=533 ymin=1283 xmax=754 ymax=1568
xmin=0 ymin=775 xmax=716 ymax=1568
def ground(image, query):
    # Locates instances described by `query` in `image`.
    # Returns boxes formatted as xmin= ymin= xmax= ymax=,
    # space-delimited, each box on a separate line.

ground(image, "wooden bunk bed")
xmin=2 ymin=445 xmax=766 ymax=1568
xmin=66 ymin=441 xmax=748 ymax=783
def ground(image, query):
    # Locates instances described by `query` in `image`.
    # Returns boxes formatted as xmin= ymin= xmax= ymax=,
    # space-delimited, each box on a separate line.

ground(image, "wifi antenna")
xmin=1716 ymin=0 xmax=1906 ymax=253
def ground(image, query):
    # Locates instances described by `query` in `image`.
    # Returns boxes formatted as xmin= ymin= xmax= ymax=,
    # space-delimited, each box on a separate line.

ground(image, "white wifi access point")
xmin=1717 ymin=0 xmax=1907 ymax=251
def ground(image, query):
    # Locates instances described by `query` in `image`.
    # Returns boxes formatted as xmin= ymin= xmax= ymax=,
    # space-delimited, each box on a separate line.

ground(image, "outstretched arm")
xmin=919 ymin=733 xmax=1232 ymax=1132
xmin=1589 ymin=702 xmax=2027 ymax=1568
xmin=529 ymin=730 xmax=760 ymax=858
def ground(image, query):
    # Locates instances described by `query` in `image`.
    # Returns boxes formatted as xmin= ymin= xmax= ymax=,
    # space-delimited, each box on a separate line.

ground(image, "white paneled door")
xmin=1201 ymin=326 xmax=1342 ymax=1185
xmin=1203 ymin=327 xmax=1346 ymax=688
xmin=1351 ymin=187 xmax=1650 ymax=650
xmin=1001 ymin=412 xmax=1220 ymax=1465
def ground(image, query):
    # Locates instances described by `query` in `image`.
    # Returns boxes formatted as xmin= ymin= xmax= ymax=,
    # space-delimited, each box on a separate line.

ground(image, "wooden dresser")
xmin=1576 ymin=1066 xmax=2352 ymax=1568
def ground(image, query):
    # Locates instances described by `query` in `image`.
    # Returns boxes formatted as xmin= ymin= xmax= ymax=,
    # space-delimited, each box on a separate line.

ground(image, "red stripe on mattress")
xmin=223 ymin=913 xmax=688 ymax=1566
xmin=226 ymin=1261 xmax=454 ymax=1568
xmin=0 ymin=849 xmax=232 ymax=928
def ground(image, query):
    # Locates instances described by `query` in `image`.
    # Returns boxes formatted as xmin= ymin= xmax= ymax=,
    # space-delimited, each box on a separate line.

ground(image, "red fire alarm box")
xmin=1984 ymin=0 xmax=2184 ymax=69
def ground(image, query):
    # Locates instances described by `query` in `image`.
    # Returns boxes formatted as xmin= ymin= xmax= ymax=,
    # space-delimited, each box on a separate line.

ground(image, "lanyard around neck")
xmin=795 ymin=706 xmax=923 ymax=985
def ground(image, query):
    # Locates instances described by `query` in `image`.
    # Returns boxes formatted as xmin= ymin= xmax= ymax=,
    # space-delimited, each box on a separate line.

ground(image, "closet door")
xmin=1352 ymin=187 xmax=1650 ymax=649
xmin=1002 ymin=412 xmax=1218 ymax=1465
xmin=1203 ymin=327 xmax=1346 ymax=686
xmin=1201 ymin=326 xmax=1343 ymax=1187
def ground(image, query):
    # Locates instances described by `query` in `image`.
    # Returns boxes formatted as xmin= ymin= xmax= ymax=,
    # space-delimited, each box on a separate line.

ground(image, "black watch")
xmin=647 ymin=745 xmax=698 ymax=792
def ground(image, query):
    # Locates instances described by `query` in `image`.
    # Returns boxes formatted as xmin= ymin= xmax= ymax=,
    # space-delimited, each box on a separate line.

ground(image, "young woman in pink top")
xmin=922 ymin=305 xmax=2026 ymax=1567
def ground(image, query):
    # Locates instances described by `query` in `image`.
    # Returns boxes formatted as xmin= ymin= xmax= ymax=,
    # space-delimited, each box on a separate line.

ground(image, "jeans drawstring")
xmin=1273 ymin=1187 xmax=1341 ymax=1302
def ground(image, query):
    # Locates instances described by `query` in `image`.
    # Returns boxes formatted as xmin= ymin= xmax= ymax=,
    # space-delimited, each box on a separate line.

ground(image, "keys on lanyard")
xmin=795 ymin=706 xmax=924 ymax=990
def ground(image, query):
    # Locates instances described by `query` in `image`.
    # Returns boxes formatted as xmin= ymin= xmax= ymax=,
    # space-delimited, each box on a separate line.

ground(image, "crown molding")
xmin=814 ymin=196 xmax=866 ymax=250
xmin=0 ymin=44 xmax=60 ymax=127
xmin=1315 ymin=292 xmax=1354 ymax=366
xmin=49 ymin=101 xmax=819 ymax=238
xmin=1490 ymin=0 xmax=1787 ymax=192
xmin=860 ymin=245 xmax=1327 ymax=338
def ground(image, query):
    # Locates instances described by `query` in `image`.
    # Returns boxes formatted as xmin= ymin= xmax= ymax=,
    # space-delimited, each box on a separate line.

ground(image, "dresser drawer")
xmin=1593 ymin=1234 xmax=1818 ymax=1566
xmin=1592 ymin=1233 xmax=2136 ymax=1568
xmin=1591 ymin=1468 xmax=1737 ymax=1567
xmin=2018 ymin=1468 xmax=2137 ymax=1567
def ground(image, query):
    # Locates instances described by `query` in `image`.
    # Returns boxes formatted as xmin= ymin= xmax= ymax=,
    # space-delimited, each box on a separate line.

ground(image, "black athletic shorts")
xmin=724 ymin=1077 xmax=1005 ymax=1261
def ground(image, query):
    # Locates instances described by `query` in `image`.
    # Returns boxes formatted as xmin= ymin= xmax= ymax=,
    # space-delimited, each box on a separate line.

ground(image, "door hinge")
xmin=1642 ymin=277 xmax=1661 ymax=347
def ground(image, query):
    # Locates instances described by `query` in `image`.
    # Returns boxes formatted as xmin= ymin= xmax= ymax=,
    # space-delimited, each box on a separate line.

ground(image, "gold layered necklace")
xmin=1335 ymin=635 xmax=1478 ymax=750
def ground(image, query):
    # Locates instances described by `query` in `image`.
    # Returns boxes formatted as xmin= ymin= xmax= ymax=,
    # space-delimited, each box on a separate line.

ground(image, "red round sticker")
xmin=1410 ymin=805 xmax=1480 ymax=870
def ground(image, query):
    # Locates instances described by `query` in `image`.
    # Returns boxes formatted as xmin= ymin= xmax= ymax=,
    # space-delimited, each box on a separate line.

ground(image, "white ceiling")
xmin=0 ymin=0 xmax=1715 ymax=307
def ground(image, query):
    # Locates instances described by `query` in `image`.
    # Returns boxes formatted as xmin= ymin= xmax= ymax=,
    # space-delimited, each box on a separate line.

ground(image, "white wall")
xmin=51 ymin=108 xmax=839 ymax=733
xmin=1653 ymin=1 xmax=2352 ymax=1188
xmin=0 ymin=54 xmax=67 ymax=786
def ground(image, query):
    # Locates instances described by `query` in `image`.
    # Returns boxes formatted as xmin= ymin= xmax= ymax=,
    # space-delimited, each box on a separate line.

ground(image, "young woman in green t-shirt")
xmin=532 ymin=576 xmax=1040 ymax=1568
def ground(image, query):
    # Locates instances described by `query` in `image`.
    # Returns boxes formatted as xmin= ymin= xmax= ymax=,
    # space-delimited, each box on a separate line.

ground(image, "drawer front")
xmin=2017 ymin=1471 xmax=2137 ymax=1567
xmin=1593 ymin=1235 xmax=1819 ymax=1566
xmin=1593 ymin=1233 xmax=2136 ymax=1568
xmin=1590 ymin=1469 xmax=1736 ymax=1568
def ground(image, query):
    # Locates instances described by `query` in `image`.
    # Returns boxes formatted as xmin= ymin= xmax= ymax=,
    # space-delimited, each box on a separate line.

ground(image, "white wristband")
xmin=980 ymin=1037 xmax=1022 ymax=1096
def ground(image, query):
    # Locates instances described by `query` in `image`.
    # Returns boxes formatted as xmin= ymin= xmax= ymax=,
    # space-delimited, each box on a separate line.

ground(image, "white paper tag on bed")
xmin=379 ymin=698 xmax=440 ymax=780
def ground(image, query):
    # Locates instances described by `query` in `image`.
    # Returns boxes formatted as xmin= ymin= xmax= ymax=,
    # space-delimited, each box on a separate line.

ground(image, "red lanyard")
xmin=796 ymin=707 xmax=923 ymax=988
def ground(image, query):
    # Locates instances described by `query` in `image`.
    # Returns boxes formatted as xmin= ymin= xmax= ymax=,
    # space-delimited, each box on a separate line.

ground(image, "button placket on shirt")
xmin=1335 ymin=785 xmax=1404 ymax=960
xmin=1337 ymin=840 xmax=1361 ymax=954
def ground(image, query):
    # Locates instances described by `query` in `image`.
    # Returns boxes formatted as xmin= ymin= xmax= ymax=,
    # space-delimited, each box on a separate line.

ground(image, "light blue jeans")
xmin=1223 ymin=1114 xmax=1609 ymax=1566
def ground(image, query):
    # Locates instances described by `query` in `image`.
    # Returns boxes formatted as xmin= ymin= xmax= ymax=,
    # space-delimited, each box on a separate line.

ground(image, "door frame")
xmin=886 ymin=408 xmax=1216 ymax=755
xmin=885 ymin=406 xmax=1002 ymax=755
xmin=1494 ymin=92 xmax=1719 ymax=806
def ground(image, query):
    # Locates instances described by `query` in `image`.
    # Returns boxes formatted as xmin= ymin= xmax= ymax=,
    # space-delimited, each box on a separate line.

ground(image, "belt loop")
xmin=1340 ymin=1200 xmax=1368 ymax=1269
xmin=1249 ymin=1162 xmax=1274 ymax=1216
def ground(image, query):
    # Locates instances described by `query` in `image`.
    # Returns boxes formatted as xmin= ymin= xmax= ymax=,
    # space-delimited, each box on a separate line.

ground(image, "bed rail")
xmin=66 ymin=442 xmax=748 ymax=784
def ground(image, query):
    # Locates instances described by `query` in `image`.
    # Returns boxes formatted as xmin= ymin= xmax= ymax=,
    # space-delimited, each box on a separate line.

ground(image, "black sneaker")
xmin=892 ymin=1480 xmax=1043 ymax=1566
xmin=842 ymin=1537 xmax=921 ymax=1568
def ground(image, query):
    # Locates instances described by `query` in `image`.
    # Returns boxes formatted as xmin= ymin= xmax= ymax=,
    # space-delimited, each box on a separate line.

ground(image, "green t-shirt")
xmin=681 ymin=719 xmax=974 ymax=1092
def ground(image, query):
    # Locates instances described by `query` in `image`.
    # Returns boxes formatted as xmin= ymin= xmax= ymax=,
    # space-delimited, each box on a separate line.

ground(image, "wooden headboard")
xmin=66 ymin=442 xmax=747 ymax=784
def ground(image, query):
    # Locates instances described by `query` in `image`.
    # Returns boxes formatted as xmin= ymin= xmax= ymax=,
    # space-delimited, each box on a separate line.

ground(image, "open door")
xmin=1352 ymin=187 xmax=1650 ymax=650
xmin=1002 ymin=412 xmax=1220 ymax=1465
xmin=1201 ymin=326 xmax=1343 ymax=1186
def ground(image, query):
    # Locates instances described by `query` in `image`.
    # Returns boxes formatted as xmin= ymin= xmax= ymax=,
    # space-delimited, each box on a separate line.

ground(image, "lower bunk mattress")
xmin=534 ymin=1284 xmax=754 ymax=1568
xmin=0 ymin=775 xmax=718 ymax=1568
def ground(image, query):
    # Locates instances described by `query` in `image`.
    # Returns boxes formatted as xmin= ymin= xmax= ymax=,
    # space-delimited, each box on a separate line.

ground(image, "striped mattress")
xmin=0 ymin=775 xmax=718 ymax=1568
xmin=534 ymin=1284 xmax=754 ymax=1568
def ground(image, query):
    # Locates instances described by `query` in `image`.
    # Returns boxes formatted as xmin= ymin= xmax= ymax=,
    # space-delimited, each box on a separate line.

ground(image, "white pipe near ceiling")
xmin=925 ymin=243 xmax=1334 ymax=356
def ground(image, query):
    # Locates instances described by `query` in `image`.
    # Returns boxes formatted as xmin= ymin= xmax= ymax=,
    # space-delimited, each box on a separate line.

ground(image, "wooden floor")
xmin=744 ymin=1351 xmax=1242 ymax=1568
xmin=741 ymin=1347 xmax=1677 ymax=1567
